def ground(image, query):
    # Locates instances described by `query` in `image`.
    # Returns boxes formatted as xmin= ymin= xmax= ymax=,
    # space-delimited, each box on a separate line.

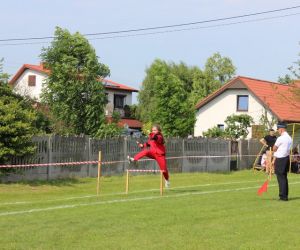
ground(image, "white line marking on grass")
xmin=1 ymin=177 xmax=299 ymax=206
xmin=0 ymin=179 xmax=269 ymax=206
xmin=1 ymin=181 xmax=300 ymax=217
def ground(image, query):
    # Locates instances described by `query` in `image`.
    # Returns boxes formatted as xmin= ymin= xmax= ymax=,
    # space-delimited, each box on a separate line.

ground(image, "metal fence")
xmin=1 ymin=135 xmax=261 ymax=181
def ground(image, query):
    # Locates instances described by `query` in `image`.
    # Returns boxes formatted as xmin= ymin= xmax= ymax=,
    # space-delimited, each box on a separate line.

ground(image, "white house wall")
xmin=194 ymin=89 xmax=275 ymax=138
xmin=12 ymin=69 xmax=133 ymax=115
xmin=13 ymin=70 xmax=47 ymax=101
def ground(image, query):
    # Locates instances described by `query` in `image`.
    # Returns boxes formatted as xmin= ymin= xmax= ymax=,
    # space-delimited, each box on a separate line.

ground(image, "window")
xmin=237 ymin=95 xmax=248 ymax=111
xmin=28 ymin=75 xmax=36 ymax=86
xmin=114 ymin=94 xmax=126 ymax=108
xmin=217 ymin=124 xmax=224 ymax=131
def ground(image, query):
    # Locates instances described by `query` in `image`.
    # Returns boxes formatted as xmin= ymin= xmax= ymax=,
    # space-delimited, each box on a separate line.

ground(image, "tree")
xmin=0 ymin=60 xmax=37 ymax=164
xmin=203 ymin=126 xmax=225 ymax=138
xmin=95 ymin=111 xmax=122 ymax=138
xmin=138 ymin=59 xmax=195 ymax=137
xmin=128 ymin=104 xmax=139 ymax=119
xmin=169 ymin=62 xmax=196 ymax=93
xmin=190 ymin=53 xmax=236 ymax=105
xmin=204 ymin=52 xmax=236 ymax=85
xmin=40 ymin=27 xmax=110 ymax=136
xmin=259 ymin=108 xmax=277 ymax=132
xmin=95 ymin=123 xmax=122 ymax=138
xmin=278 ymin=42 xmax=300 ymax=101
xmin=189 ymin=70 xmax=219 ymax=105
xmin=138 ymin=53 xmax=236 ymax=136
xmin=278 ymin=74 xmax=292 ymax=84
xmin=0 ymin=58 xmax=9 ymax=83
xmin=224 ymin=114 xmax=254 ymax=140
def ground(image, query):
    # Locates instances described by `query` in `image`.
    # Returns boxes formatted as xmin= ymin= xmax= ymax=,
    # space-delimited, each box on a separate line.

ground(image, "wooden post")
xmin=96 ymin=151 xmax=102 ymax=196
xmin=160 ymin=171 xmax=164 ymax=196
xmin=266 ymin=148 xmax=272 ymax=175
xmin=125 ymin=170 xmax=129 ymax=195
xmin=253 ymin=145 xmax=265 ymax=171
xmin=266 ymin=148 xmax=273 ymax=179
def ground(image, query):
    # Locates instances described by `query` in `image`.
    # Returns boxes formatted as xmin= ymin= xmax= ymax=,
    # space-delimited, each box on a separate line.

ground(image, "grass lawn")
xmin=1 ymin=170 xmax=300 ymax=250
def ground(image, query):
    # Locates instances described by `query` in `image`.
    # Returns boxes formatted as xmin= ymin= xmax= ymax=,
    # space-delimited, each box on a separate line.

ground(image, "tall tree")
xmin=0 ymin=60 xmax=37 ymax=164
xmin=204 ymin=52 xmax=236 ymax=85
xmin=138 ymin=59 xmax=195 ymax=137
xmin=190 ymin=53 xmax=236 ymax=105
xmin=40 ymin=27 xmax=110 ymax=136
xmin=139 ymin=53 xmax=236 ymax=136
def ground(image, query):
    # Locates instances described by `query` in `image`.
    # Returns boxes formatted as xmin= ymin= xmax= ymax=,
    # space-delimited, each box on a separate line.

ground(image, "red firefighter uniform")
xmin=134 ymin=132 xmax=169 ymax=181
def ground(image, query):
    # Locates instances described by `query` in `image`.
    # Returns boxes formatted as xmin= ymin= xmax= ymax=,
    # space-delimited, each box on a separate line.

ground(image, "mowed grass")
xmin=1 ymin=170 xmax=300 ymax=250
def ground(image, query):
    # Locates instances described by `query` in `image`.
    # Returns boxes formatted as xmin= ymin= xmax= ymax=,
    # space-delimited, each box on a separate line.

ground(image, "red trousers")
xmin=134 ymin=150 xmax=169 ymax=181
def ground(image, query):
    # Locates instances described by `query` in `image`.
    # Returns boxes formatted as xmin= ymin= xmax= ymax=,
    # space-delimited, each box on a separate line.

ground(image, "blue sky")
xmin=1 ymin=0 xmax=300 ymax=103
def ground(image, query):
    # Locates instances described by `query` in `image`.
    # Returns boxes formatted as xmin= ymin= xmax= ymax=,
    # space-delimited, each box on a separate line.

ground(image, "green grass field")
xmin=1 ymin=170 xmax=300 ymax=250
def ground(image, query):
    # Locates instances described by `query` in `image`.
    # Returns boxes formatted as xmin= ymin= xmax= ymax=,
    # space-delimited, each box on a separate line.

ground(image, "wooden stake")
xmin=160 ymin=171 xmax=164 ymax=196
xmin=267 ymin=148 xmax=273 ymax=180
xmin=126 ymin=169 xmax=129 ymax=195
xmin=96 ymin=151 xmax=102 ymax=196
xmin=253 ymin=145 xmax=266 ymax=171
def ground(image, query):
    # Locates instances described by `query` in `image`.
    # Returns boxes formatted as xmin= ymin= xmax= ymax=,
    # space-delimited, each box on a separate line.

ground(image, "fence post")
xmin=238 ymin=140 xmax=242 ymax=170
xmin=47 ymin=135 xmax=52 ymax=180
xmin=228 ymin=140 xmax=231 ymax=171
xmin=182 ymin=138 xmax=185 ymax=173
xmin=205 ymin=138 xmax=209 ymax=171
xmin=86 ymin=136 xmax=91 ymax=177
xmin=123 ymin=136 xmax=128 ymax=172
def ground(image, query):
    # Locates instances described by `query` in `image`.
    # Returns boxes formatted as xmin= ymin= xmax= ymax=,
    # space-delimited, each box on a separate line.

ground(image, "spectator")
xmin=260 ymin=129 xmax=277 ymax=150
xmin=291 ymin=147 xmax=300 ymax=173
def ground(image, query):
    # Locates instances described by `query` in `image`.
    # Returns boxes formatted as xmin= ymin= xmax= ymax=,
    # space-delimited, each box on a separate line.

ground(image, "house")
xmin=9 ymin=63 xmax=142 ymax=129
xmin=194 ymin=76 xmax=300 ymax=138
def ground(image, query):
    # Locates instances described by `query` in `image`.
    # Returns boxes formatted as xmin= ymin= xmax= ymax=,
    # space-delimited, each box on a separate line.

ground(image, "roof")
xmin=118 ymin=118 xmax=143 ymax=128
xmin=9 ymin=63 xmax=138 ymax=92
xmin=106 ymin=117 xmax=143 ymax=128
xmin=9 ymin=63 xmax=50 ymax=84
xmin=101 ymin=79 xmax=138 ymax=92
xmin=195 ymin=76 xmax=300 ymax=123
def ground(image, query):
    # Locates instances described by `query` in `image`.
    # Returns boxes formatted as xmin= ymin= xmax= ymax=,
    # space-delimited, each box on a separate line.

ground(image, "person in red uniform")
xmin=128 ymin=124 xmax=170 ymax=188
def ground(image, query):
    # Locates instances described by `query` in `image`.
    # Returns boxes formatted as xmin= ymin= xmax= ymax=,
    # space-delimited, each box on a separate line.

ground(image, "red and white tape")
xmin=0 ymin=154 xmax=270 ymax=169
xmin=127 ymin=169 xmax=162 ymax=173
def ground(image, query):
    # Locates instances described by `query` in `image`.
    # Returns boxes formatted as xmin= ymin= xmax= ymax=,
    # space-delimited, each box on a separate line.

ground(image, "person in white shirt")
xmin=273 ymin=122 xmax=292 ymax=201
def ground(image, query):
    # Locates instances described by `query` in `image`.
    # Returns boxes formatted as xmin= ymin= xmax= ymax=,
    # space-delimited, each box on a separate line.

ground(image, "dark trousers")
xmin=275 ymin=156 xmax=290 ymax=200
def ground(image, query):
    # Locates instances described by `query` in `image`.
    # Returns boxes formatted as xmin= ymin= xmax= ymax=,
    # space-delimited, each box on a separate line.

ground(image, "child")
xmin=260 ymin=150 xmax=267 ymax=170
xmin=291 ymin=147 xmax=300 ymax=173
xmin=128 ymin=124 xmax=170 ymax=188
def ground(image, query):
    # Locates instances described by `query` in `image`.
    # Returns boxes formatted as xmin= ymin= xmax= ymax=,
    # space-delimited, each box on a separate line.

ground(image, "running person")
xmin=128 ymin=124 xmax=170 ymax=188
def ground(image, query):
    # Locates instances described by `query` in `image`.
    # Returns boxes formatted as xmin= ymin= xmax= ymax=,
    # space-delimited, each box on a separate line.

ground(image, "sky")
xmin=1 ymin=0 xmax=300 ymax=103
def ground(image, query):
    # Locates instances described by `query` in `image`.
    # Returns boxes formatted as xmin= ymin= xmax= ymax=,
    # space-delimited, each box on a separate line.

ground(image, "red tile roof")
xmin=195 ymin=76 xmax=300 ymax=122
xmin=101 ymin=79 xmax=138 ymax=92
xmin=9 ymin=63 xmax=50 ymax=85
xmin=9 ymin=63 xmax=138 ymax=92
xmin=118 ymin=118 xmax=143 ymax=129
xmin=106 ymin=117 xmax=143 ymax=128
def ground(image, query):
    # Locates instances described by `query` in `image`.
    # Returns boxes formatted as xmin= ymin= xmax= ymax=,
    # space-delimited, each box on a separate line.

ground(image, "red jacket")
xmin=143 ymin=132 xmax=166 ymax=155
